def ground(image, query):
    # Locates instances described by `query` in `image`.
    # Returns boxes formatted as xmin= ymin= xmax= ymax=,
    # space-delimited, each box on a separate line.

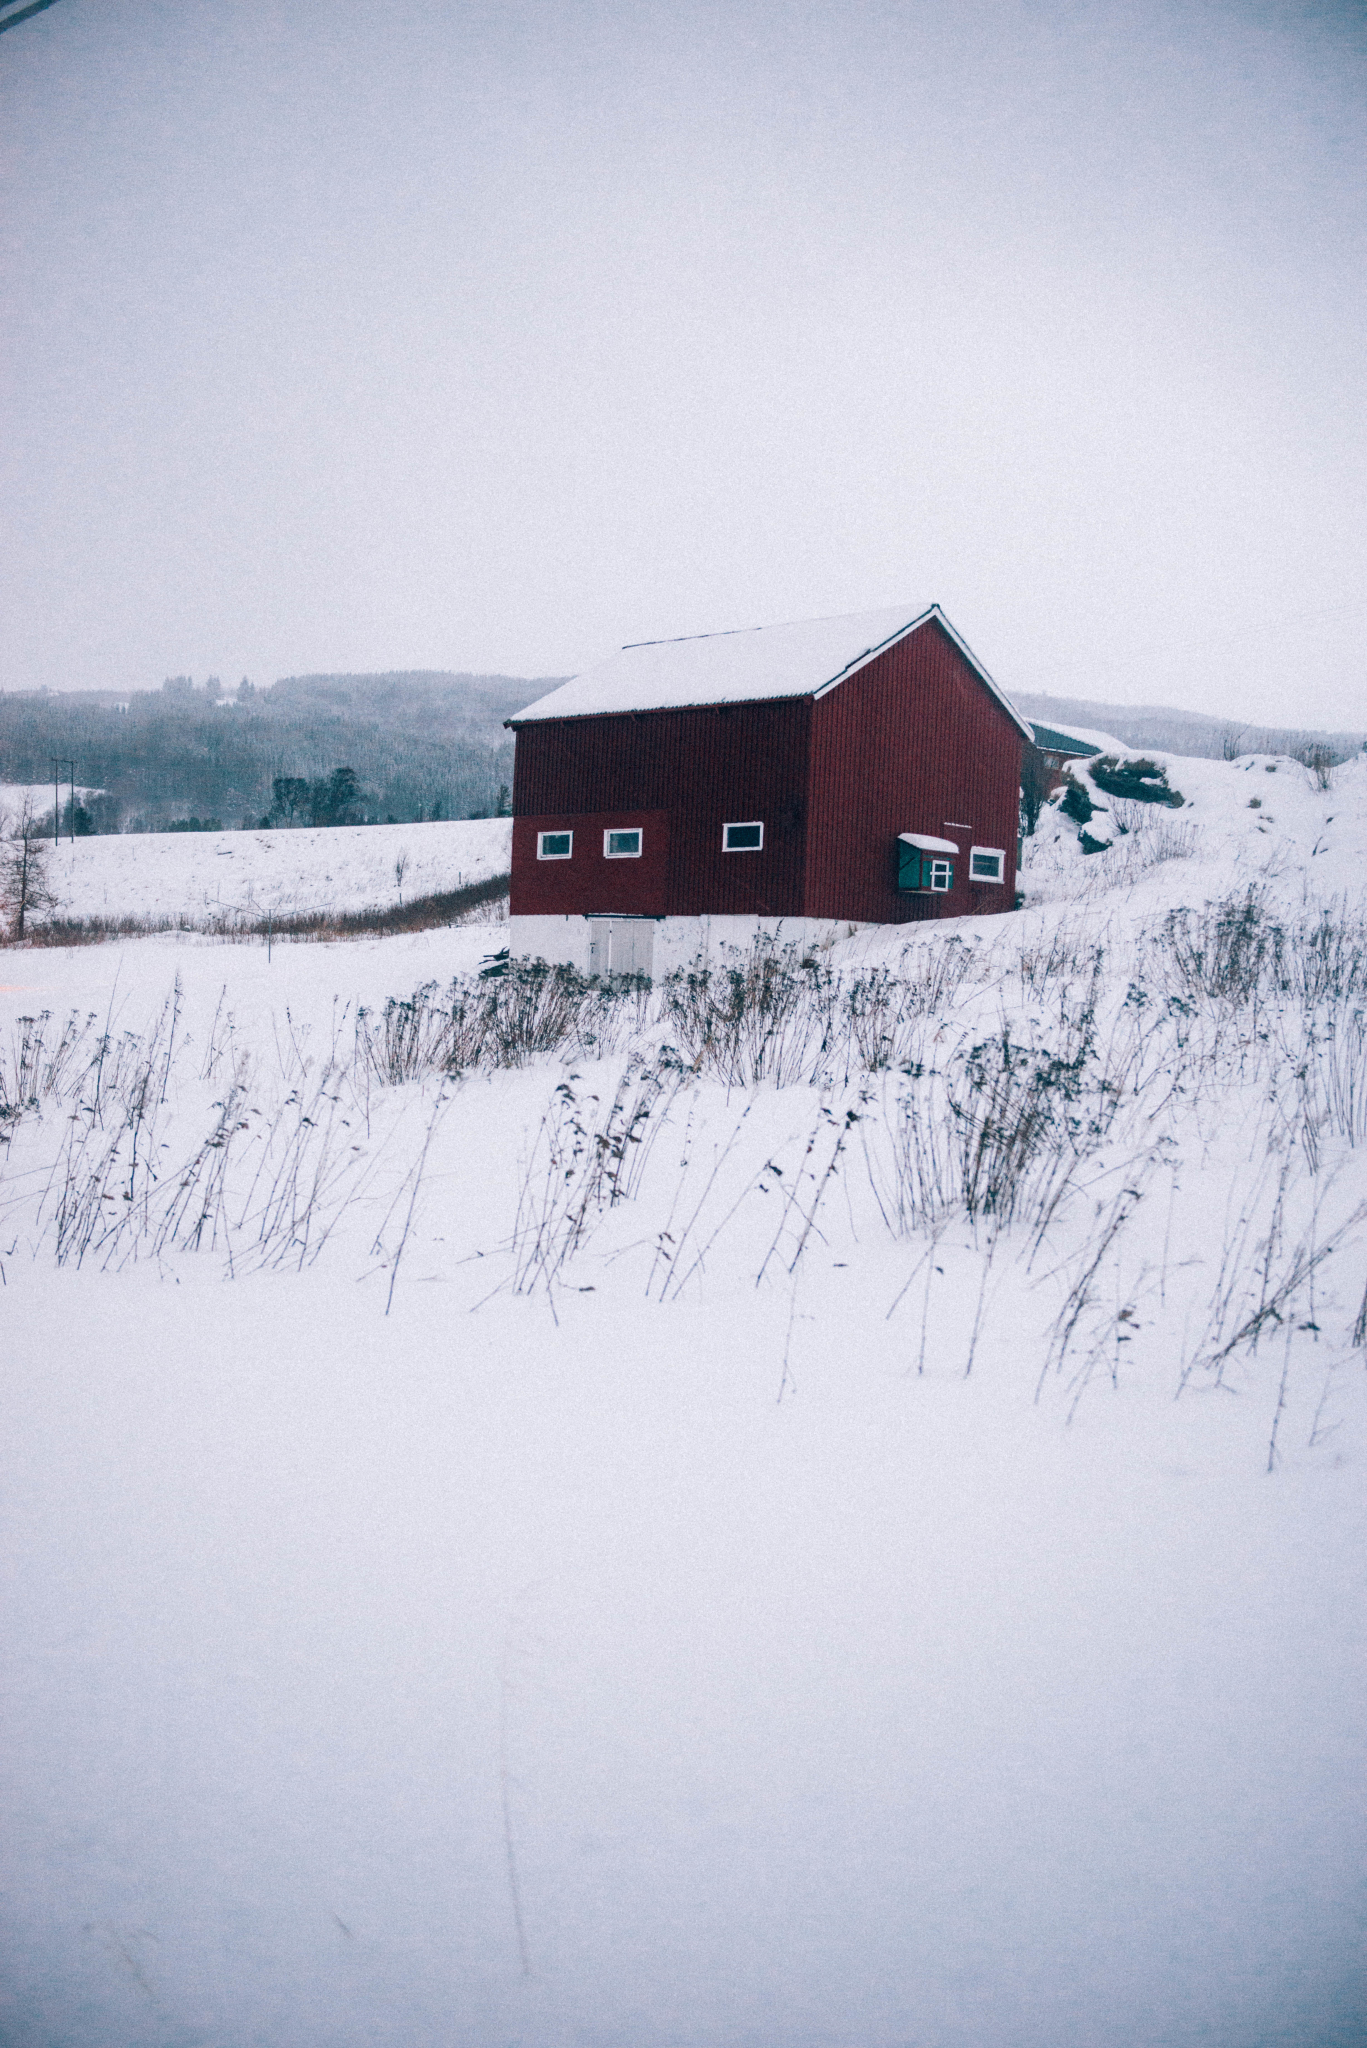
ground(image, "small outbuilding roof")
xmin=1028 ymin=721 xmax=1104 ymax=757
xmin=509 ymin=604 xmax=1033 ymax=738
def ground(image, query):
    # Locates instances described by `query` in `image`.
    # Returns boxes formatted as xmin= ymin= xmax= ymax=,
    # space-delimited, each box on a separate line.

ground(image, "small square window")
xmin=898 ymin=843 xmax=955 ymax=893
xmin=538 ymin=830 xmax=573 ymax=860
xmin=969 ymin=846 xmax=1005 ymax=883
xmin=723 ymin=821 xmax=764 ymax=852
xmin=604 ymin=827 xmax=642 ymax=858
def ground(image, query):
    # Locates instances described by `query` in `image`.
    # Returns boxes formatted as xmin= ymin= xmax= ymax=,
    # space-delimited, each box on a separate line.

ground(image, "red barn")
xmin=507 ymin=604 xmax=1030 ymax=977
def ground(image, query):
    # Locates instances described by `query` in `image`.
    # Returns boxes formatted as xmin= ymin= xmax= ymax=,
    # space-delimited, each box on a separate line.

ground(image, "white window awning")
xmin=899 ymin=831 xmax=958 ymax=855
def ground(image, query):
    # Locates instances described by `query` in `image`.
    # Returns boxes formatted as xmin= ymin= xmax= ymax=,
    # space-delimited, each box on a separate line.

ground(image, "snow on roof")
xmin=899 ymin=832 xmax=959 ymax=855
xmin=510 ymin=604 xmax=1033 ymax=737
xmin=1030 ymin=720 xmax=1131 ymax=758
xmin=1029 ymin=722 xmax=1102 ymax=756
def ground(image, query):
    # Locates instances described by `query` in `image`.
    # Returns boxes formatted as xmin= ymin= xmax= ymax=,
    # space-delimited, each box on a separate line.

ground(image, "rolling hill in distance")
xmin=0 ymin=668 xmax=1359 ymax=833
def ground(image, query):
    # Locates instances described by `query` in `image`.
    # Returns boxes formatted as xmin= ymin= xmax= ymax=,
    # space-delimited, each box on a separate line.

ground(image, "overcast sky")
xmin=2 ymin=0 xmax=1363 ymax=725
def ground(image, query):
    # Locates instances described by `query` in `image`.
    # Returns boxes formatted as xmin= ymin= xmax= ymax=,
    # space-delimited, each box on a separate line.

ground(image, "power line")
xmin=0 ymin=0 xmax=67 ymax=36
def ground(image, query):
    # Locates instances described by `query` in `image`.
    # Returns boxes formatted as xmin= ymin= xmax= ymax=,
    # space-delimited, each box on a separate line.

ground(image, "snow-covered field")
xmin=5 ymin=813 xmax=513 ymax=926
xmin=2 ymin=752 xmax=1364 ymax=2047
xmin=0 ymin=782 xmax=104 ymax=821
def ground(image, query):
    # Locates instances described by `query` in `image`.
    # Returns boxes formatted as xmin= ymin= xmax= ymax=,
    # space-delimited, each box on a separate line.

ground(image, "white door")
xmin=612 ymin=919 xmax=655 ymax=979
xmin=586 ymin=918 xmax=655 ymax=979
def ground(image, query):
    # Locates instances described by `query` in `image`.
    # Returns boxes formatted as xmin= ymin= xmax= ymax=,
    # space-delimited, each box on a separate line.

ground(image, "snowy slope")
xmin=1018 ymin=747 xmax=1367 ymax=910
xmin=22 ymin=815 xmax=512 ymax=925
xmin=1 ymin=747 xmax=1364 ymax=2048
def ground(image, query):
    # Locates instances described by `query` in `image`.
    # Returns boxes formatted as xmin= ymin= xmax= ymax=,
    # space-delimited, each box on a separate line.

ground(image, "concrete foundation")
xmin=508 ymin=913 xmax=874 ymax=979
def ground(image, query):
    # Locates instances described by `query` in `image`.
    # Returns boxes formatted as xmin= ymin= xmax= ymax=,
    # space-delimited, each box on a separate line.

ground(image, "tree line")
xmin=0 ymin=670 xmax=547 ymax=832
xmin=266 ymin=767 xmax=510 ymax=830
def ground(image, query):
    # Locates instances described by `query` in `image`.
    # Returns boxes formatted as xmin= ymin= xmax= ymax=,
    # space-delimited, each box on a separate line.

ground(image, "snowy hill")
xmin=1 ymin=746 xmax=1363 ymax=2048
xmin=1019 ymin=746 xmax=1367 ymax=908
xmin=15 ymin=814 xmax=513 ymax=927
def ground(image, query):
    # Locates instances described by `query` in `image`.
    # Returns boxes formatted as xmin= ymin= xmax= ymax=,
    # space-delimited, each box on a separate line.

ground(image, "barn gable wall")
xmin=804 ymin=617 xmax=1022 ymax=923
xmin=511 ymin=699 xmax=811 ymax=918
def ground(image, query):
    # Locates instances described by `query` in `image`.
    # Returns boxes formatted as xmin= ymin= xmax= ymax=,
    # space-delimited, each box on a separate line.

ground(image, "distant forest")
xmin=1011 ymin=690 xmax=1365 ymax=762
xmin=0 ymin=672 xmax=558 ymax=831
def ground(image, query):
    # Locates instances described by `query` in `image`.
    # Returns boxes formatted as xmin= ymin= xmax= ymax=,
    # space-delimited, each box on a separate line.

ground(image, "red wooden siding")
xmin=511 ymin=700 xmax=811 ymax=917
xmin=511 ymin=811 xmax=669 ymax=916
xmin=804 ymin=617 xmax=1021 ymax=923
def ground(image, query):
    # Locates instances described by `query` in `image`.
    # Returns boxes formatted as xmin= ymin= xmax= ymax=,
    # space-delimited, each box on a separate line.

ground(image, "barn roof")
xmin=508 ymin=604 xmax=1033 ymax=738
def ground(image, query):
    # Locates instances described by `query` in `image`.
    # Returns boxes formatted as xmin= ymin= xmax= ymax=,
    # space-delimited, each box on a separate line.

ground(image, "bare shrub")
xmin=1 ymin=802 xmax=57 ymax=940
xmin=1285 ymin=1002 xmax=1367 ymax=1164
xmin=355 ymin=960 xmax=651 ymax=1085
xmin=660 ymin=943 xmax=837 ymax=1086
xmin=1175 ymin=1149 xmax=1367 ymax=1463
xmin=1161 ymin=890 xmax=1367 ymax=1012
xmin=14 ymin=1018 xmax=370 ymax=1276
xmin=658 ymin=936 xmax=981 ymax=1088
xmin=1293 ymin=906 xmax=1367 ymax=1007
xmin=1035 ymin=1176 xmax=1151 ymax=1416
xmin=1138 ymin=819 xmax=1197 ymax=864
xmin=1096 ymin=803 xmax=1199 ymax=874
xmin=1290 ymin=740 xmax=1338 ymax=791
xmin=870 ymin=998 xmax=1124 ymax=1248
xmin=1162 ymin=888 xmax=1281 ymax=1004
xmin=1014 ymin=923 xmax=1105 ymax=1000
xmin=1 ymin=1009 xmax=100 ymax=1124
xmin=508 ymin=1057 xmax=680 ymax=1301
xmin=952 ymin=1031 xmax=1110 ymax=1224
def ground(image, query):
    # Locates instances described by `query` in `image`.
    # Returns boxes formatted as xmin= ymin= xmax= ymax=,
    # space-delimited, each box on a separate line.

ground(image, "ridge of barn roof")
xmin=508 ymin=604 xmax=1033 ymax=738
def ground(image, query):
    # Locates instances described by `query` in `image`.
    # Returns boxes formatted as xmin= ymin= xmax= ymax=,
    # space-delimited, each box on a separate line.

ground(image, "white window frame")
xmin=537 ymin=829 xmax=573 ymax=860
xmin=603 ymin=827 xmax=643 ymax=859
xmin=722 ymin=820 xmax=764 ymax=852
xmin=925 ymin=857 xmax=954 ymax=892
xmin=969 ymin=845 xmax=1005 ymax=883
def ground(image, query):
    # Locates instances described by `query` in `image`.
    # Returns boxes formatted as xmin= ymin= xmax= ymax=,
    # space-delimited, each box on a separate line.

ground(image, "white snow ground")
xmin=1 ymin=750 xmax=1364 ymax=2048
xmin=8 ymin=814 xmax=513 ymax=927
xmin=0 ymin=783 xmax=104 ymax=825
